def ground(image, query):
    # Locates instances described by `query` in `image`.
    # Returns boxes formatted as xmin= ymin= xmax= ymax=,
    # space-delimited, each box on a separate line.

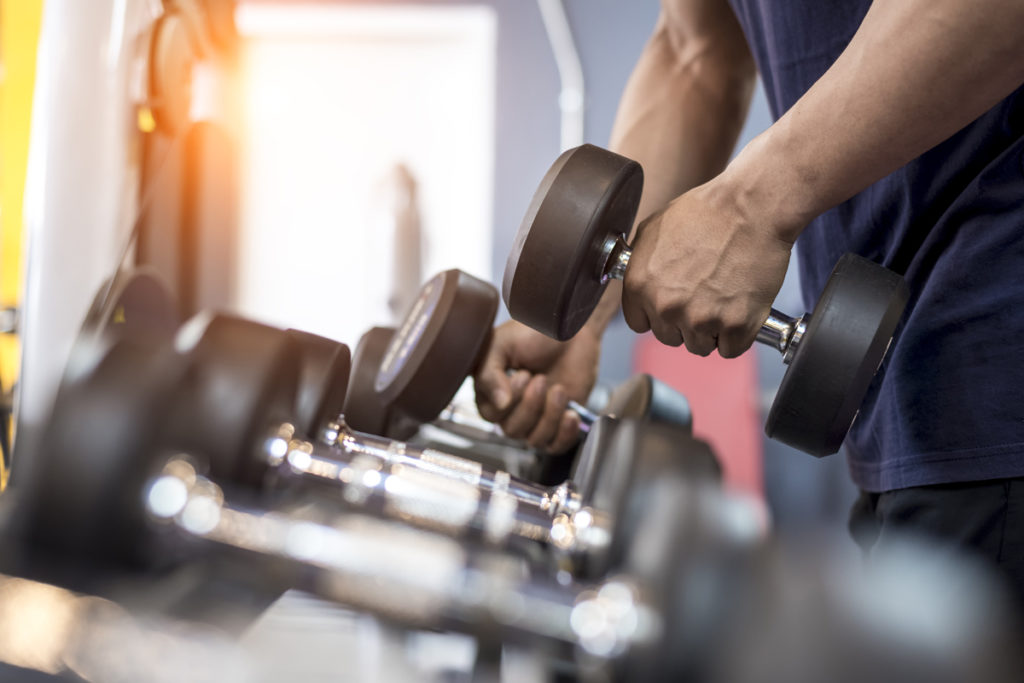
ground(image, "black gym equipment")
xmin=19 ymin=337 xmax=1018 ymax=683
xmin=346 ymin=270 xmax=692 ymax=450
xmin=503 ymin=143 xmax=909 ymax=457
xmin=168 ymin=313 xmax=718 ymax=580
xmin=286 ymin=328 xmax=351 ymax=437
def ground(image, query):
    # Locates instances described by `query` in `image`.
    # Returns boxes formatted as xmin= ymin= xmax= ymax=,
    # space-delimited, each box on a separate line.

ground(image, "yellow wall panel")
xmin=0 ymin=0 xmax=44 ymax=486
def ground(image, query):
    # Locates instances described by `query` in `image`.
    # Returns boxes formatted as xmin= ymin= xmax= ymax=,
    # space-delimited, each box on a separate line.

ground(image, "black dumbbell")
xmin=285 ymin=328 xmax=351 ymax=438
xmin=345 ymin=270 xmax=692 ymax=448
xmin=17 ymin=338 xmax=742 ymax=682
xmin=63 ymin=266 xmax=181 ymax=381
xmin=23 ymin=340 xmax=1017 ymax=683
xmin=163 ymin=313 xmax=722 ymax=579
xmin=503 ymin=144 xmax=910 ymax=457
xmin=374 ymin=269 xmax=599 ymax=435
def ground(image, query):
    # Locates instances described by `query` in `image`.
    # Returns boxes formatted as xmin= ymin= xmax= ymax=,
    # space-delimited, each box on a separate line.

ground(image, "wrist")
xmin=715 ymin=122 xmax=823 ymax=244
xmin=579 ymin=280 xmax=620 ymax=340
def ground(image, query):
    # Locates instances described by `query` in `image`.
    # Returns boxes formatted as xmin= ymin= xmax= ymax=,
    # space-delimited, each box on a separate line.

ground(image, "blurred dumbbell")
xmin=504 ymin=144 xmax=910 ymax=456
xmin=18 ymin=337 xmax=735 ymax=681
xmin=21 ymin=338 xmax=1019 ymax=683
xmin=171 ymin=313 xmax=719 ymax=578
xmin=64 ymin=266 xmax=181 ymax=379
xmin=343 ymin=270 xmax=692 ymax=448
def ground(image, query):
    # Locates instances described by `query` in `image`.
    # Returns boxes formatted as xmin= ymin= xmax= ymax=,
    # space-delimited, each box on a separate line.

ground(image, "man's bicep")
xmin=659 ymin=0 xmax=754 ymax=68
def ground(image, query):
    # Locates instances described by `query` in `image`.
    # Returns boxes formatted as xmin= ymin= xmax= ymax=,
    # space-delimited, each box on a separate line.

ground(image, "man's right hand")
xmin=474 ymin=320 xmax=601 ymax=454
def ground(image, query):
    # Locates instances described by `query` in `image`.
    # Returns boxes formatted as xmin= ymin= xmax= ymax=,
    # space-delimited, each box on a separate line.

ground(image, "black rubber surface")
xmin=569 ymin=416 xmax=617 ymax=504
xmin=22 ymin=341 xmax=181 ymax=565
xmin=503 ymin=144 xmax=643 ymax=341
xmin=579 ymin=420 xmax=719 ymax=581
xmin=343 ymin=326 xmax=396 ymax=435
xmin=286 ymin=329 xmax=351 ymax=436
xmin=375 ymin=270 xmax=499 ymax=423
xmin=168 ymin=313 xmax=301 ymax=487
xmin=766 ymin=253 xmax=909 ymax=457
xmin=64 ymin=267 xmax=181 ymax=383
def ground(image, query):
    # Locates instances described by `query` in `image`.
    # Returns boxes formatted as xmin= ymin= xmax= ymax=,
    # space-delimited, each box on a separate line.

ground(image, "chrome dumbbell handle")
xmin=599 ymin=234 xmax=807 ymax=363
xmin=263 ymin=422 xmax=603 ymax=555
xmin=437 ymin=398 xmax=595 ymax=442
xmin=145 ymin=458 xmax=646 ymax=656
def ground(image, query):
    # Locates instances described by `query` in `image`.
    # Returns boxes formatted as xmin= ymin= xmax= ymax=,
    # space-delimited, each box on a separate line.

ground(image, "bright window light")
xmin=234 ymin=3 xmax=496 ymax=347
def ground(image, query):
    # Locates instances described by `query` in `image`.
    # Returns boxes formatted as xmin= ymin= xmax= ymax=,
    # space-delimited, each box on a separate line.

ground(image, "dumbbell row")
xmin=18 ymin=282 xmax=1017 ymax=682
xmin=29 ymin=340 xmax=1012 ymax=683
xmin=174 ymin=314 xmax=717 ymax=578
xmin=25 ymin=336 xmax=732 ymax=681
xmin=64 ymin=272 xmax=700 ymax=579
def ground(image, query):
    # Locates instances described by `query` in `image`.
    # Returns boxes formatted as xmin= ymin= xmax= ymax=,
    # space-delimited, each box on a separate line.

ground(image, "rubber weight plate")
xmin=168 ymin=313 xmax=300 ymax=488
xmin=577 ymin=419 xmax=719 ymax=581
xmin=503 ymin=144 xmax=643 ymax=341
xmin=80 ymin=267 xmax=180 ymax=344
xmin=604 ymin=374 xmax=693 ymax=433
xmin=22 ymin=341 xmax=181 ymax=566
xmin=375 ymin=270 xmax=499 ymax=423
xmin=619 ymin=477 xmax=761 ymax=683
xmin=568 ymin=416 xmax=616 ymax=504
xmin=64 ymin=267 xmax=181 ymax=382
xmin=343 ymin=326 xmax=396 ymax=436
xmin=766 ymin=253 xmax=909 ymax=457
xmin=286 ymin=329 xmax=351 ymax=437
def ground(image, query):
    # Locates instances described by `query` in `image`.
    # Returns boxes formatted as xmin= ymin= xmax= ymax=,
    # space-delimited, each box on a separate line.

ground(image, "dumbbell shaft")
xmin=265 ymin=421 xmax=607 ymax=558
xmin=435 ymin=397 xmax=596 ymax=447
xmin=602 ymin=235 xmax=806 ymax=362
xmin=147 ymin=458 xmax=649 ymax=657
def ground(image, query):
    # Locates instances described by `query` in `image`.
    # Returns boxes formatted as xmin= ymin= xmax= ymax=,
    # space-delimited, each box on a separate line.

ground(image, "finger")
xmin=509 ymin=369 xmax=531 ymax=396
xmin=649 ymin=318 xmax=684 ymax=347
xmin=474 ymin=339 xmax=516 ymax=421
xmin=545 ymin=410 xmax=582 ymax=454
xmin=526 ymin=384 xmax=570 ymax=450
xmin=500 ymin=375 xmax=548 ymax=439
xmin=684 ymin=327 xmax=716 ymax=356
xmin=621 ymin=281 xmax=651 ymax=334
xmin=718 ymin=319 xmax=761 ymax=359
xmin=678 ymin=318 xmax=717 ymax=357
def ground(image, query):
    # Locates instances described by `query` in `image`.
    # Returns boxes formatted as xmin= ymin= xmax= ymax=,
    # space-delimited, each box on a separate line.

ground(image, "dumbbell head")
xmin=503 ymin=144 xmax=643 ymax=341
xmin=65 ymin=267 xmax=181 ymax=380
xmin=573 ymin=419 xmax=719 ymax=581
xmin=343 ymin=326 xmax=399 ymax=435
xmin=21 ymin=341 xmax=181 ymax=567
xmin=79 ymin=267 xmax=181 ymax=346
xmin=765 ymin=253 xmax=908 ymax=456
xmin=168 ymin=313 xmax=301 ymax=488
xmin=603 ymin=374 xmax=692 ymax=431
xmin=375 ymin=269 xmax=499 ymax=423
xmin=286 ymin=329 xmax=351 ymax=437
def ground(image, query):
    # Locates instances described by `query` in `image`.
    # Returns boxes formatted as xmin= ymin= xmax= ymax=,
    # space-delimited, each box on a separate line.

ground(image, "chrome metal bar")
xmin=263 ymin=424 xmax=589 ymax=549
xmin=756 ymin=308 xmax=799 ymax=355
xmin=145 ymin=462 xmax=602 ymax=649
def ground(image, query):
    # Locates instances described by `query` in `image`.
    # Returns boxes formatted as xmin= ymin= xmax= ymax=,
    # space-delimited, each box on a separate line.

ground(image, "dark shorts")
xmin=849 ymin=478 xmax=1024 ymax=613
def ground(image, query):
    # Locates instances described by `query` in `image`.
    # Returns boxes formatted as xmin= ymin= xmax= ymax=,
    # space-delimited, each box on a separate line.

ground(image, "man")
xmin=475 ymin=0 xmax=1024 ymax=601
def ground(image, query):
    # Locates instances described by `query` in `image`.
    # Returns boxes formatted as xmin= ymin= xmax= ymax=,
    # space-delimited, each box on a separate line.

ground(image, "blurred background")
xmin=0 ymin=0 xmax=856 ymax=540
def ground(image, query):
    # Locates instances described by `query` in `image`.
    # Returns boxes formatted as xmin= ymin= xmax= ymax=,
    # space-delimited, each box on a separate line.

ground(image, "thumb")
xmin=474 ymin=336 xmax=515 ymax=421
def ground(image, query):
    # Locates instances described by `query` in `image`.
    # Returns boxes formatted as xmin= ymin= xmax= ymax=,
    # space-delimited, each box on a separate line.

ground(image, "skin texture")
xmin=476 ymin=0 xmax=1024 ymax=449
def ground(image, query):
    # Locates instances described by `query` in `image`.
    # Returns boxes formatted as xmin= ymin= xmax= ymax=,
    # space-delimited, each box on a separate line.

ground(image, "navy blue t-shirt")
xmin=727 ymin=1 xmax=1024 ymax=491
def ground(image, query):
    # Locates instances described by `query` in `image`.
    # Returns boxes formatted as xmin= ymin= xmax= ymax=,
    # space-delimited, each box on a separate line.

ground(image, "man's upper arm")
xmin=659 ymin=0 xmax=754 ymax=71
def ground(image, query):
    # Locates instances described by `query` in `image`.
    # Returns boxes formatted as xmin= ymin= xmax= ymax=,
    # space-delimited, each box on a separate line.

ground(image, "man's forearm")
xmin=724 ymin=0 xmax=1024 ymax=242
xmin=583 ymin=13 xmax=756 ymax=336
